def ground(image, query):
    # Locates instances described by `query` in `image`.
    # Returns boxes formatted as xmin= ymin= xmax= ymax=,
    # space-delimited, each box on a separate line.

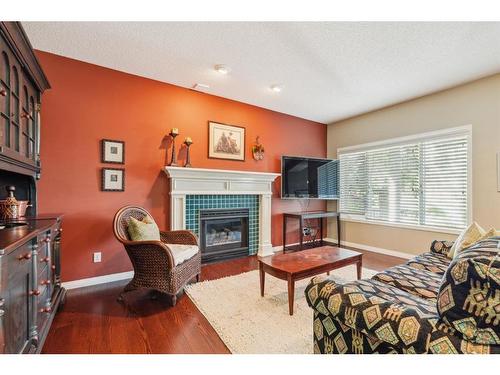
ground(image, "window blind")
xmin=339 ymin=128 xmax=470 ymax=231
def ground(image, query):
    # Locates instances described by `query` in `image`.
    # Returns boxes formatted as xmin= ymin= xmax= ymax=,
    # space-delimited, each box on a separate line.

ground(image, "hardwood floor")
xmin=42 ymin=249 xmax=406 ymax=354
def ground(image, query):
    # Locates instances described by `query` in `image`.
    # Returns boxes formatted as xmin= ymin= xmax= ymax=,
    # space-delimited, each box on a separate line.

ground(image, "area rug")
xmin=185 ymin=265 xmax=377 ymax=354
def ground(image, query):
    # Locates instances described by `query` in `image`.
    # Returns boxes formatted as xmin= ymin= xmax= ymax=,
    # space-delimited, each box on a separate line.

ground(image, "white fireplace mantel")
xmin=164 ymin=166 xmax=280 ymax=256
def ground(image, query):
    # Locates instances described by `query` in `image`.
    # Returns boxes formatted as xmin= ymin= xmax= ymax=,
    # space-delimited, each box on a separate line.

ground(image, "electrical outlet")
xmin=93 ymin=252 xmax=102 ymax=263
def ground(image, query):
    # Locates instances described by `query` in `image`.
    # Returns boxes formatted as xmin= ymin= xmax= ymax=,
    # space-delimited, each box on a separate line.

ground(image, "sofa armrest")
xmin=430 ymin=240 xmax=454 ymax=256
xmin=305 ymin=276 xmax=441 ymax=353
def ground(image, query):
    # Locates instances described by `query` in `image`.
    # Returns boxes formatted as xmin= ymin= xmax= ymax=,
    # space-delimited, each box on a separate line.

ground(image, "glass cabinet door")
xmin=0 ymin=50 xmax=11 ymax=150
xmin=0 ymin=34 xmax=41 ymax=169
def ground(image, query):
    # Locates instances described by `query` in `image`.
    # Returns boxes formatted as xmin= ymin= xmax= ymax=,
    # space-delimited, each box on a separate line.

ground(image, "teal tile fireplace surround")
xmin=185 ymin=194 xmax=260 ymax=255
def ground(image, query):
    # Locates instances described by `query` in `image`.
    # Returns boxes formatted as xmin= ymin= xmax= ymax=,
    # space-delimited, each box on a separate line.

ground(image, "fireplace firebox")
xmin=199 ymin=208 xmax=249 ymax=263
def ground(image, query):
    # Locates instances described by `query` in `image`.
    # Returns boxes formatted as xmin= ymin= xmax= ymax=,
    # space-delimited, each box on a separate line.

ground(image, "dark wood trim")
xmin=100 ymin=139 xmax=125 ymax=164
xmin=207 ymin=121 xmax=246 ymax=162
xmin=0 ymin=149 xmax=39 ymax=171
xmin=101 ymin=168 xmax=125 ymax=192
xmin=0 ymin=22 xmax=50 ymax=92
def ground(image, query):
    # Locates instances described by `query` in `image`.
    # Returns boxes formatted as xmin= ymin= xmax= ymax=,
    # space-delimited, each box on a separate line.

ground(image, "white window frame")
xmin=337 ymin=125 xmax=472 ymax=235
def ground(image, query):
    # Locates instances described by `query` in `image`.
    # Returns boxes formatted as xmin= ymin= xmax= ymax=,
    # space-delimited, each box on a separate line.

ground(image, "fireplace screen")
xmin=199 ymin=208 xmax=249 ymax=263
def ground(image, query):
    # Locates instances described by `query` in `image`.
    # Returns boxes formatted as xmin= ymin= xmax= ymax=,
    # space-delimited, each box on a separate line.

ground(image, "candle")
xmin=185 ymin=137 xmax=192 ymax=144
xmin=170 ymin=128 xmax=179 ymax=135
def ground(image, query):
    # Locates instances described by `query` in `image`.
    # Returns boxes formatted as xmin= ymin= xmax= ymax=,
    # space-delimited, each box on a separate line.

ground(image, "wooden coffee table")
xmin=258 ymin=246 xmax=362 ymax=315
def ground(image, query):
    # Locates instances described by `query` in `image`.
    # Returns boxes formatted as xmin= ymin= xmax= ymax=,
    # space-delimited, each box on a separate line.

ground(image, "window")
xmin=338 ymin=126 xmax=471 ymax=233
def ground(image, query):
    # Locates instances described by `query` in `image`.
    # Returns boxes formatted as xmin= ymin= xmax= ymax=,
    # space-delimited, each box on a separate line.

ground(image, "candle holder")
xmin=183 ymin=138 xmax=193 ymax=168
xmin=168 ymin=129 xmax=179 ymax=166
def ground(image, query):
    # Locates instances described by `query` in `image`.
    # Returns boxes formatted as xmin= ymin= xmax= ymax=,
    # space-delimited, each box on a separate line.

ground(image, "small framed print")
xmin=101 ymin=168 xmax=125 ymax=192
xmin=101 ymin=139 xmax=125 ymax=164
xmin=208 ymin=121 xmax=245 ymax=161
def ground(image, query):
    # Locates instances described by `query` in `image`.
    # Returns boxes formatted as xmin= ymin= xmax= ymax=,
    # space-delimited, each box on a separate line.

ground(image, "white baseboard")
xmin=324 ymin=237 xmax=414 ymax=260
xmin=274 ymin=238 xmax=413 ymax=260
xmin=62 ymin=271 xmax=133 ymax=290
xmin=63 ymin=240 xmax=413 ymax=290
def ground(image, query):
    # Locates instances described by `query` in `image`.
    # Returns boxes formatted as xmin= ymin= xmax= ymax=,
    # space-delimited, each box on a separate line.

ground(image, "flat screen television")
xmin=281 ymin=156 xmax=339 ymax=199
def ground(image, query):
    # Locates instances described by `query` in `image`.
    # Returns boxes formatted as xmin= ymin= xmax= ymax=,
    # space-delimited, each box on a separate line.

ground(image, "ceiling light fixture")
xmin=192 ymin=83 xmax=210 ymax=91
xmin=270 ymin=84 xmax=283 ymax=93
xmin=215 ymin=64 xmax=230 ymax=75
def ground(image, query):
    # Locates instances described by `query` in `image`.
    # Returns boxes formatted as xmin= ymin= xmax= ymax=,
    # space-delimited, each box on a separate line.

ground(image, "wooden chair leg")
xmin=171 ymin=294 xmax=177 ymax=306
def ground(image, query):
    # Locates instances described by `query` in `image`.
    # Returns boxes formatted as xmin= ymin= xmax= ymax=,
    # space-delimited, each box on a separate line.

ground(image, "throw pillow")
xmin=437 ymin=239 xmax=500 ymax=345
xmin=430 ymin=240 xmax=455 ymax=256
xmin=448 ymin=222 xmax=485 ymax=259
xmin=452 ymin=227 xmax=499 ymax=260
xmin=127 ymin=215 xmax=160 ymax=241
xmin=478 ymin=228 xmax=498 ymax=241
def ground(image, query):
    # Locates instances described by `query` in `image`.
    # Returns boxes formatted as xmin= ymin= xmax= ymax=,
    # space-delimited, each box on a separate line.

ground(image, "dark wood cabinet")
xmin=0 ymin=22 xmax=62 ymax=354
xmin=0 ymin=22 xmax=49 ymax=178
xmin=0 ymin=219 xmax=64 ymax=354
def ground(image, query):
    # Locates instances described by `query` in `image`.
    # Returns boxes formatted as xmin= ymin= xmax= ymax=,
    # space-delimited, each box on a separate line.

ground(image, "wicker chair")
xmin=113 ymin=205 xmax=201 ymax=305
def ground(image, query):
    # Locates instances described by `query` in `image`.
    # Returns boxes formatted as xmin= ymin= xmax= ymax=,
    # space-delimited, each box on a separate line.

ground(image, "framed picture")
xmin=101 ymin=168 xmax=125 ymax=192
xmin=101 ymin=139 xmax=125 ymax=164
xmin=208 ymin=121 xmax=245 ymax=161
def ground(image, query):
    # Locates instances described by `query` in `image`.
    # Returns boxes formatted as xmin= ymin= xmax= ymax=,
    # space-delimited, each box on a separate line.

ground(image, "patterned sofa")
xmin=305 ymin=238 xmax=500 ymax=354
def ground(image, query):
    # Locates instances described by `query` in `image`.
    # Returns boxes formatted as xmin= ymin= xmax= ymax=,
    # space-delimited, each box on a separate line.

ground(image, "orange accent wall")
xmin=35 ymin=51 xmax=326 ymax=282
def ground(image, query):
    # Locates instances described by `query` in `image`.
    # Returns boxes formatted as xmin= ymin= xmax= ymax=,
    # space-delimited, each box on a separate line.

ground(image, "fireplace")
xmin=164 ymin=166 xmax=280 ymax=257
xmin=199 ymin=208 xmax=249 ymax=263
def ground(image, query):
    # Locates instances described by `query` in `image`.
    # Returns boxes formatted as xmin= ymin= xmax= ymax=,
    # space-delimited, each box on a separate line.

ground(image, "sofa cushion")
xmin=448 ymin=222 xmax=485 ymax=259
xmin=305 ymin=277 xmax=439 ymax=353
xmin=430 ymin=240 xmax=454 ymax=256
xmin=372 ymin=264 xmax=443 ymax=300
xmin=437 ymin=238 xmax=500 ymax=345
xmin=127 ymin=215 xmax=160 ymax=241
xmin=406 ymin=252 xmax=451 ymax=275
xmin=454 ymin=228 xmax=500 ymax=259
xmin=167 ymin=244 xmax=199 ymax=266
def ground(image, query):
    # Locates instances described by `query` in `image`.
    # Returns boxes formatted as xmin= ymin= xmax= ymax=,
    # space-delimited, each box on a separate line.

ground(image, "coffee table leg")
xmin=356 ymin=259 xmax=362 ymax=280
xmin=287 ymin=275 xmax=295 ymax=315
xmin=259 ymin=263 xmax=265 ymax=297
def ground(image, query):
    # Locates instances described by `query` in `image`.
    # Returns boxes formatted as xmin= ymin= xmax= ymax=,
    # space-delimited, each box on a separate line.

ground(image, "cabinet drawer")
xmin=37 ymin=253 xmax=50 ymax=277
xmin=4 ymin=241 xmax=34 ymax=285
xmin=37 ymin=231 xmax=51 ymax=258
xmin=37 ymin=265 xmax=51 ymax=296
xmin=4 ymin=241 xmax=33 ymax=266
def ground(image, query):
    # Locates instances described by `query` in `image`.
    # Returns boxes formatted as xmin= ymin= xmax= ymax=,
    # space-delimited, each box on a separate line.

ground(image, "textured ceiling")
xmin=23 ymin=22 xmax=500 ymax=123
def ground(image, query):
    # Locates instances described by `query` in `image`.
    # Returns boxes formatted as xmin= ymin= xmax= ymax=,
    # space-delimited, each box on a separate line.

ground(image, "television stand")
xmin=282 ymin=211 xmax=341 ymax=252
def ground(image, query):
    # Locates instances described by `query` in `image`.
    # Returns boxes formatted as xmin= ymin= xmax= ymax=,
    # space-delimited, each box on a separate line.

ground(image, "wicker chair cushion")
xmin=168 ymin=244 xmax=199 ymax=266
xmin=127 ymin=215 xmax=160 ymax=241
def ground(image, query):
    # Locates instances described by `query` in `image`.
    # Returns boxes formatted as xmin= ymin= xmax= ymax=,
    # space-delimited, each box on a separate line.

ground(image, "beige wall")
xmin=327 ymin=74 xmax=500 ymax=256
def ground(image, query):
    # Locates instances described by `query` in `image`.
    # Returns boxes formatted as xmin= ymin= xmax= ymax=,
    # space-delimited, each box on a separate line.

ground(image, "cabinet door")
xmin=0 ymin=43 xmax=11 ymax=151
xmin=0 ymin=245 xmax=33 ymax=354
xmin=20 ymin=77 xmax=38 ymax=166
xmin=0 ymin=37 xmax=38 ymax=167
xmin=10 ymin=63 xmax=21 ymax=153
